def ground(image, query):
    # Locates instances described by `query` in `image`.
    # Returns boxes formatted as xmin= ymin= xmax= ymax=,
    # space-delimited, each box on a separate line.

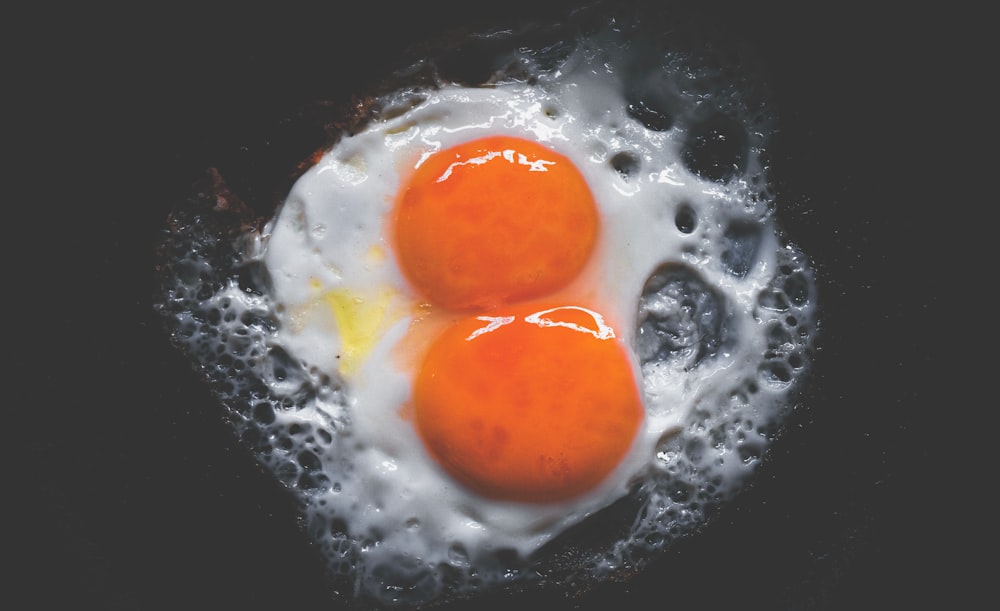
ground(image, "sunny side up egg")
xmin=155 ymin=5 xmax=818 ymax=609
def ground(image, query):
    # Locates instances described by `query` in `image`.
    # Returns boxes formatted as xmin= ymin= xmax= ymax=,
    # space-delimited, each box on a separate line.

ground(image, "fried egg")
xmin=155 ymin=4 xmax=817 ymax=609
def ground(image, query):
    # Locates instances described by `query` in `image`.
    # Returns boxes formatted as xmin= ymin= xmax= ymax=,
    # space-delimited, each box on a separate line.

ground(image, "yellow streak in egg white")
xmin=321 ymin=283 xmax=401 ymax=378
xmin=289 ymin=244 xmax=404 ymax=378
xmin=365 ymin=244 xmax=386 ymax=265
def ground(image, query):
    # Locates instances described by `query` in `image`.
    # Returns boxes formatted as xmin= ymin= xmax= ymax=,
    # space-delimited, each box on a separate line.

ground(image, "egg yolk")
xmin=413 ymin=304 xmax=643 ymax=503
xmin=393 ymin=135 xmax=598 ymax=311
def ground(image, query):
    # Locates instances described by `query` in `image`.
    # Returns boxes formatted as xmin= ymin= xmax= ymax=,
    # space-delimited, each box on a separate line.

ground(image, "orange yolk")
xmin=393 ymin=135 xmax=598 ymax=311
xmin=413 ymin=303 xmax=644 ymax=503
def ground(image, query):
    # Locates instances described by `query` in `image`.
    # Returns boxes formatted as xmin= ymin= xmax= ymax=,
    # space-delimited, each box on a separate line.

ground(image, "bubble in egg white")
xmin=154 ymin=5 xmax=817 ymax=609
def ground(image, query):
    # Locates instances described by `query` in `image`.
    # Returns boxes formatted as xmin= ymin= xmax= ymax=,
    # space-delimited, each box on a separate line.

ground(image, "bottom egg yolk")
xmin=413 ymin=304 xmax=644 ymax=503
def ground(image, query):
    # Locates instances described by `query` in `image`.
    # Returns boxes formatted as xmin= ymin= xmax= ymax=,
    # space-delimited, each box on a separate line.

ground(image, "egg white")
xmin=156 ymin=9 xmax=818 ymax=609
xmin=261 ymin=25 xmax=789 ymax=567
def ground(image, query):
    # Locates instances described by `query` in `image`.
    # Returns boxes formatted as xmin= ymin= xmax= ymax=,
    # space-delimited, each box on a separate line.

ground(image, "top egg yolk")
xmin=393 ymin=135 xmax=598 ymax=311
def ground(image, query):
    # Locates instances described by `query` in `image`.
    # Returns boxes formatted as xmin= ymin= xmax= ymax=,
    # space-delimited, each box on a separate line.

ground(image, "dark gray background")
xmin=13 ymin=2 xmax=960 ymax=609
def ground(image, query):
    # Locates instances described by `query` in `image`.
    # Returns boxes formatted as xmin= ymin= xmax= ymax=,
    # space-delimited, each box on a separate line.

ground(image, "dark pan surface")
xmin=14 ymin=2 xmax=958 ymax=609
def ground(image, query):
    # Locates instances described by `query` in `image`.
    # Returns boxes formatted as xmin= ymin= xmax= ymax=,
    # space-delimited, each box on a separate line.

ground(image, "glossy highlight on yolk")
xmin=393 ymin=135 xmax=598 ymax=310
xmin=413 ymin=304 xmax=644 ymax=503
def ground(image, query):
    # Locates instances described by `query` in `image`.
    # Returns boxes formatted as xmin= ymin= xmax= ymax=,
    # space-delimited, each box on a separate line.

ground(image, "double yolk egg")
xmin=393 ymin=135 xmax=643 ymax=503
xmin=155 ymin=13 xmax=819 ymax=606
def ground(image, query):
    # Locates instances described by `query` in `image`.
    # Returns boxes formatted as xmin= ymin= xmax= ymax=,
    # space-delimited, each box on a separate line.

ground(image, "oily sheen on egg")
xmin=391 ymin=134 xmax=640 ymax=504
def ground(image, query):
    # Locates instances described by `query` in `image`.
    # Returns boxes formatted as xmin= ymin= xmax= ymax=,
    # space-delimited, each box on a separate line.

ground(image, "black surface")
xmin=15 ymin=2 xmax=960 ymax=609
